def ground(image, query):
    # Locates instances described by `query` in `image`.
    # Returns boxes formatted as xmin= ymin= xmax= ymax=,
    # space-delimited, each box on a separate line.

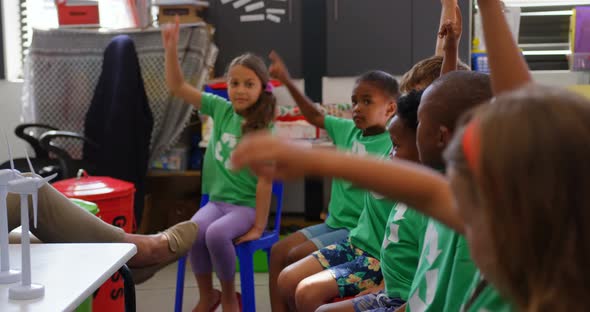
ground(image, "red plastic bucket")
xmin=53 ymin=173 xmax=135 ymax=312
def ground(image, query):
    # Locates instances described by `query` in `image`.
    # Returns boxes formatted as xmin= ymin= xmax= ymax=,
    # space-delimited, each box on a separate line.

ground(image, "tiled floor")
xmin=136 ymin=263 xmax=272 ymax=312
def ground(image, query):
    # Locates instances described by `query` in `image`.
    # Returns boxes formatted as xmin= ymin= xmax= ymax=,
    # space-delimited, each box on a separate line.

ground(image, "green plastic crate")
xmin=235 ymin=250 xmax=269 ymax=273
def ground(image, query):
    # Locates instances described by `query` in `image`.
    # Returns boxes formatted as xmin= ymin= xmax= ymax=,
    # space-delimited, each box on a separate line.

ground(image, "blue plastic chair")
xmin=174 ymin=182 xmax=284 ymax=312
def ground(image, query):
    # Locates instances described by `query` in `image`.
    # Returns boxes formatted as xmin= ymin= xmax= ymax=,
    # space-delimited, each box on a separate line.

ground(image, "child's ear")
xmin=438 ymin=125 xmax=452 ymax=147
xmin=388 ymin=100 xmax=398 ymax=117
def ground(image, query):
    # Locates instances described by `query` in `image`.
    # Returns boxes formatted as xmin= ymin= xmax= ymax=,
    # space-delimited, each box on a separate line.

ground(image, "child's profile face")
xmin=416 ymin=86 xmax=446 ymax=168
xmin=227 ymin=64 xmax=264 ymax=112
xmin=351 ymin=81 xmax=395 ymax=131
xmin=388 ymin=116 xmax=419 ymax=163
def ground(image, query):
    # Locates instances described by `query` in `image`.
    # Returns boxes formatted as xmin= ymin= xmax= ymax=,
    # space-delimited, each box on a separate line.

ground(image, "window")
xmin=2 ymin=0 xmax=57 ymax=80
xmin=3 ymin=1 xmax=156 ymax=80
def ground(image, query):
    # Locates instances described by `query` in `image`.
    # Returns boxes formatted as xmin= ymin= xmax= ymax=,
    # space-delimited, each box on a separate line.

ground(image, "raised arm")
xmin=477 ymin=0 xmax=532 ymax=94
xmin=440 ymin=5 xmax=462 ymax=75
xmin=436 ymin=0 xmax=458 ymax=56
xmin=162 ymin=16 xmax=203 ymax=109
xmin=269 ymin=51 xmax=326 ymax=129
xmin=232 ymin=134 xmax=464 ymax=233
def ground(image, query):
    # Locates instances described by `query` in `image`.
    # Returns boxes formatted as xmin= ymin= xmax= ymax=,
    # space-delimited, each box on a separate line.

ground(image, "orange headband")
xmin=462 ymin=118 xmax=480 ymax=173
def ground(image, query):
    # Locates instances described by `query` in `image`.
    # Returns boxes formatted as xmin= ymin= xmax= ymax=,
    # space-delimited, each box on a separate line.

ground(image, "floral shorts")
xmin=312 ymin=239 xmax=383 ymax=297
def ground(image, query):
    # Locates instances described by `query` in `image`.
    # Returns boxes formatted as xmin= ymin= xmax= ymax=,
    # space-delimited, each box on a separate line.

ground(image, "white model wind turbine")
xmin=7 ymin=148 xmax=56 ymax=300
xmin=0 ymin=131 xmax=23 ymax=284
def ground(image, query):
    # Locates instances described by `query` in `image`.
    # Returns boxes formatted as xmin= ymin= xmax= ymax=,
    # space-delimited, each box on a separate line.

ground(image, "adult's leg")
xmin=7 ymin=183 xmax=125 ymax=242
xmin=6 ymin=183 xmax=197 ymax=270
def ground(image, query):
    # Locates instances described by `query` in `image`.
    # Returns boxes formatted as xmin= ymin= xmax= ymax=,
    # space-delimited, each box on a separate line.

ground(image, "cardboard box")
xmin=56 ymin=0 xmax=100 ymax=27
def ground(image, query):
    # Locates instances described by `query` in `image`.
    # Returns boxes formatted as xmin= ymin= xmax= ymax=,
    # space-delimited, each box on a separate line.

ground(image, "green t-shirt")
xmin=323 ymin=115 xmax=393 ymax=230
xmin=461 ymin=271 xmax=514 ymax=312
xmin=380 ymin=203 xmax=429 ymax=301
xmin=407 ymin=219 xmax=477 ymax=312
xmin=349 ymin=193 xmax=397 ymax=259
xmin=200 ymin=93 xmax=259 ymax=208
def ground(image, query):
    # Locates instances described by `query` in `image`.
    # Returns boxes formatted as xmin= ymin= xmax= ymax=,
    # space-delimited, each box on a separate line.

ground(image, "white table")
xmin=0 ymin=243 xmax=137 ymax=312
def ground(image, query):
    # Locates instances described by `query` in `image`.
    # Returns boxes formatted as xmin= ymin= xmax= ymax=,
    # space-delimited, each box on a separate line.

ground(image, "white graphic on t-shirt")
xmin=424 ymin=224 xmax=442 ymax=265
xmin=409 ymin=222 xmax=442 ymax=312
xmin=410 ymin=290 xmax=428 ymax=312
xmin=386 ymin=224 xmax=400 ymax=247
xmin=382 ymin=204 xmax=407 ymax=249
xmin=409 ymin=269 xmax=439 ymax=312
xmin=425 ymin=270 xmax=438 ymax=304
xmin=215 ymin=133 xmax=238 ymax=169
xmin=351 ymin=141 xmax=368 ymax=156
xmin=371 ymin=191 xmax=385 ymax=199
xmin=393 ymin=204 xmax=407 ymax=221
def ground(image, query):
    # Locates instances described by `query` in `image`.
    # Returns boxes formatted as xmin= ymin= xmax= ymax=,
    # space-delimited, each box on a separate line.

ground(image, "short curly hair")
xmin=399 ymin=55 xmax=470 ymax=94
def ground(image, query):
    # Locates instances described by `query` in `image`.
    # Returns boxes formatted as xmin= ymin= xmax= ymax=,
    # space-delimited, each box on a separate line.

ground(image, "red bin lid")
xmin=52 ymin=173 xmax=135 ymax=200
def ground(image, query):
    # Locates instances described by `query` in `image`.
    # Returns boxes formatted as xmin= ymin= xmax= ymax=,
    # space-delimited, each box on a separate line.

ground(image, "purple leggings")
xmin=189 ymin=201 xmax=256 ymax=281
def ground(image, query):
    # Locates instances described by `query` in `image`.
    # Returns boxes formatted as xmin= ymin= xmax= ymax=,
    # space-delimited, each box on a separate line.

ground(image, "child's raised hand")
xmin=161 ymin=15 xmax=180 ymax=52
xmin=438 ymin=5 xmax=462 ymax=50
xmin=231 ymin=132 xmax=311 ymax=181
xmin=268 ymin=50 xmax=291 ymax=83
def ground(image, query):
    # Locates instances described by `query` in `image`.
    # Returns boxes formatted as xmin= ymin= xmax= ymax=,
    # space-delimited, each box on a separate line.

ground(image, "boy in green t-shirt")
xmin=313 ymin=89 xmax=429 ymax=312
xmin=267 ymin=52 xmax=397 ymax=312
xmin=280 ymin=92 xmax=426 ymax=311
